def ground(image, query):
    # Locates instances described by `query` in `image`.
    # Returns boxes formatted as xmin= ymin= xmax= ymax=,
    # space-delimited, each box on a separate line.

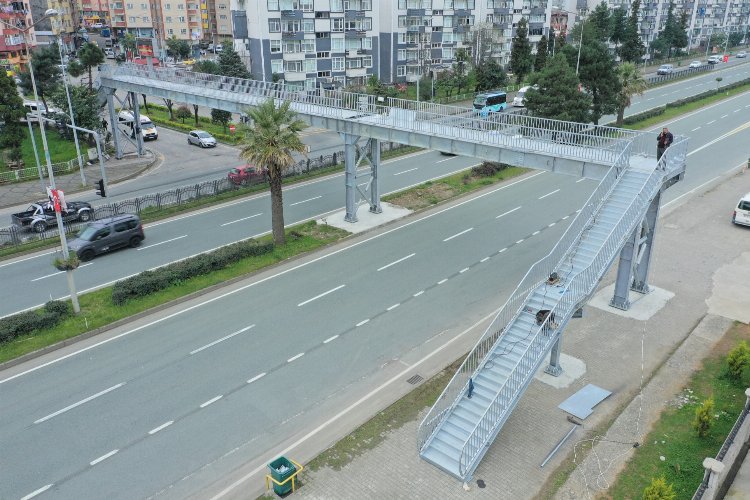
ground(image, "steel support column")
xmin=631 ymin=190 xmax=662 ymax=294
xmin=545 ymin=336 xmax=563 ymax=376
xmin=343 ymin=132 xmax=359 ymax=222
xmin=609 ymin=224 xmax=640 ymax=310
xmin=369 ymin=138 xmax=382 ymax=214
xmin=106 ymin=91 xmax=122 ymax=159
xmin=130 ymin=92 xmax=145 ymax=156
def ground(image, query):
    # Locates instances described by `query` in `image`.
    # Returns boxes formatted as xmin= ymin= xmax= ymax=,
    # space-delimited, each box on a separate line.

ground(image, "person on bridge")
xmin=657 ymin=127 xmax=673 ymax=160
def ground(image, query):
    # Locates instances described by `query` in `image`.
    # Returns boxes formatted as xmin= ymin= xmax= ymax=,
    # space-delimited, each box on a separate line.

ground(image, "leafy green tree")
xmin=175 ymin=105 xmax=192 ymax=124
xmin=166 ymin=36 xmax=191 ymax=59
xmin=610 ymin=7 xmax=628 ymax=48
xmin=693 ymin=398 xmax=714 ymax=438
xmin=643 ymin=477 xmax=677 ymax=500
xmin=474 ymin=58 xmax=507 ymax=91
xmin=547 ymin=33 xmax=556 ymax=55
xmin=218 ymin=43 xmax=251 ymax=79
xmin=19 ymin=44 xmax=61 ymax=109
xmin=453 ymin=48 xmax=470 ymax=94
xmin=727 ymin=341 xmax=750 ymax=380
xmin=615 ymin=62 xmax=647 ymax=126
xmin=556 ymin=30 xmax=567 ymax=52
xmin=589 ymin=2 xmax=612 ymax=42
xmin=122 ymin=33 xmax=137 ymax=56
xmin=211 ymin=108 xmax=232 ymax=133
xmin=619 ymin=0 xmax=646 ymax=62
xmin=192 ymin=60 xmax=220 ymax=74
xmin=729 ymin=31 xmax=744 ymax=48
xmin=366 ymin=75 xmax=398 ymax=98
xmin=238 ymin=99 xmax=308 ymax=245
xmin=535 ymin=35 xmax=549 ymax=71
xmin=564 ymin=33 xmax=620 ymax=124
xmin=78 ymin=42 xmax=105 ymax=91
xmin=50 ymin=85 xmax=102 ymax=133
xmin=510 ymin=18 xmax=533 ymax=83
xmin=418 ymin=76 xmax=433 ymax=101
xmin=66 ymin=59 xmax=84 ymax=78
xmin=652 ymin=2 xmax=687 ymax=58
xmin=0 ymin=70 xmax=25 ymax=163
xmin=525 ymin=53 xmax=591 ymax=123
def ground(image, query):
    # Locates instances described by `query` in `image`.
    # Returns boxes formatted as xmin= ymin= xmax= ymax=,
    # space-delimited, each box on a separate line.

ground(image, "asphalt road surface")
xmin=0 ymin=83 xmax=749 ymax=498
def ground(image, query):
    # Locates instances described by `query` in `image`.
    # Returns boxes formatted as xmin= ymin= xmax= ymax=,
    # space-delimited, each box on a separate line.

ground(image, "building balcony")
xmin=406 ymin=25 xmax=425 ymax=32
xmin=494 ymin=7 xmax=511 ymax=14
xmin=281 ymin=30 xmax=303 ymax=39
xmin=283 ymin=51 xmax=305 ymax=61
xmin=405 ymin=8 xmax=424 ymax=16
xmin=345 ymin=9 xmax=366 ymax=18
xmin=345 ymin=66 xmax=366 ymax=77
xmin=280 ymin=9 xmax=302 ymax=18
xmin=345 ymin=29 xmax=367 ymax=37
xmin=284 ymin=71 xmax=306 ymax=82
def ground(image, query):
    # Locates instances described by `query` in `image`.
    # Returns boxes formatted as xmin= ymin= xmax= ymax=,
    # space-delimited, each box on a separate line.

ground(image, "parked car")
xmin=689 ymin=60 xmax=702 ymax=68
xmin=68 ymin=214 xmax=145 ymax=261
xmin=656 ymin=64 xmax=674 ymax=75
xmin=512 ymin=85 xmax=538 ymax=107
xmin=737 ymin=51 xmax=747 ymax=58
xmin=12 ymin=200 xmax=92 ymax=233
xmin=104 ymin=48 xmax=115 ymax=59
xmin=708 ymin=55 xmax=722 ymax=64
xmin=732 ymin=192 xmax=750 ymax=226
xmin=228 ymin=165 xmax=268 ymax=186
xmin=91 ymin=22 xmax=103 ymax=29
xmin=187 ymin=130 xmax=217 ymax=148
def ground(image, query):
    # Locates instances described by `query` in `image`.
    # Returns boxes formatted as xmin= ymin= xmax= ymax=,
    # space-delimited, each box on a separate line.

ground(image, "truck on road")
xmin=12 ymin=201 xmax=93 ymax=233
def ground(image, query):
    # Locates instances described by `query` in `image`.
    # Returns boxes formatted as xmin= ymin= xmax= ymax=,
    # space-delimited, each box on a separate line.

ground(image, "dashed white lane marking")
xmin=480 ymin=257 xmax=490 ymax=263
xmin=200 ymin=395 xmax=223 ymax=408
xmin=562 ymin=215 xmax=570 ymax=220
xmin=496 ymin=206 xmax=521 ymax=218
xmin=31 ymin=263 xmax=94 ymax=282
xmin=721 ymin=114 xmax=729 ymax=118
xmin=692 ymin=126 xmax=701 ymax=131
xmin=443 ymin=227 xmax=473 ymax=242
xmin=287 ymin=353 xmax=304 ymax=363
xmin=387 ymin=303 xmax=400 ymax=311
xmin=148 ymin=421 xmax=173 ymax=435
xmin=499 ymin=247 xmax=508 ymax=253
xmin=516 ymin=239 xmax=525 ymax=244
xmin=394 ymin=167 xmax=418 ymax=175
xmin=437 ymin=278 xmax=448 ymax=285
xmin=137 ymin=235 xmax=187 ymax=251
xmin=576 ymin=178 xmax=586 ymax=183
xmin=459 ymin=268 xmax=469 ymax=273
xmin=377 ymin=253 xmax=415 ymax=271
xmin=436 ymin=156 xmax=458 ymax=163
xmin=323 ymin=335 xmax=338 ymax=343
xmin=549 ymin=222 xmax=556 ymax=227
xmin=90 ymin=449 xmax=119 ymax=466
xmin=35 ymin=383 xmax=125 ymax=424
xmin=532 ymin=230 xmax=540 ymax=236
xmin=539 ymin=189 xmax=560 ymax=200
xmin=220 ymin=213 xmax=262 ymax=226
xmin=297 ymin=284 xmax=346 ymax=307
xmin=735 ymin=109 xmax=741 ymax=113
xmin=290 ymin=195 xmax=322 ymax=206
xmin=707 ymin=120 xmax=716 ymax=125
xmin=356 ymin=319 xmax=369 ymax=327
xmin=247 ymin=373 xmax=266 ymax=384
xmin=190 ymin=325 xmax=255 ymax=355
xmin=21 ymin=484 xmax=53 ymax=500
xmin=413 ymin=290 xmax=424 ymax=297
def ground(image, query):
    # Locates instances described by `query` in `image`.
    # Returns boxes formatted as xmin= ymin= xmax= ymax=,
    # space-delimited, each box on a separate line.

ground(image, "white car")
xmin=91 ymin=22 xmax=103 ymax=29
xmin=737 ymin=51 xmax=747 ymax=58
xmin=187 ymin=130 xmax=217 ymax=148
xmin=104 ymin=49 xmax=115 ymax=59
xmin=732 ymin=192 xmax=750 ymax=226
xmin=688 ymin=60 xmax=702 ymax=68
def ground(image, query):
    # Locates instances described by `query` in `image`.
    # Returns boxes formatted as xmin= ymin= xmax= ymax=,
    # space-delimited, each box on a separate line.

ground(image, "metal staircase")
xmin=417 ymin=138 xmax=687 ymax=481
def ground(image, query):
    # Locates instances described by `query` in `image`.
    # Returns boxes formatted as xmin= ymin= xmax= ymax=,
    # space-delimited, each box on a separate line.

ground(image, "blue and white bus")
xmin=473 ymin=91 xmax=507 ymax=116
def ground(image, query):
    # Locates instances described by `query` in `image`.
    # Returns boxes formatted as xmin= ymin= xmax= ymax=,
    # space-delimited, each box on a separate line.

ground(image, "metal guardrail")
xmin=0 ymin=156 xmax=87 ymax=184
xmin=102 ymin=64 xmax=637 ymax=167
xmin=646 ymin=64 xmax=713 ymax=85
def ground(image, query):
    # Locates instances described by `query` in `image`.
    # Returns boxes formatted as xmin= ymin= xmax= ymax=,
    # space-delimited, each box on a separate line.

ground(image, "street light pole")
xmin=56 ymin=35 xmax=86 ymax=186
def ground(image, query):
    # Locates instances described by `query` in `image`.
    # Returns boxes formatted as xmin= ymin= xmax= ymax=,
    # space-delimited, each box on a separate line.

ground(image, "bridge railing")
xmin=456 ymin=137 xmax=688 ymax=477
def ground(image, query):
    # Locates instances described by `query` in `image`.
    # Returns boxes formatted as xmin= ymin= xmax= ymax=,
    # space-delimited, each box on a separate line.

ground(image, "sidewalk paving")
xmin=0 ymin=150 xmax=158 ymax=210
xmin=283 ymin=170 xmax=750 ymax=499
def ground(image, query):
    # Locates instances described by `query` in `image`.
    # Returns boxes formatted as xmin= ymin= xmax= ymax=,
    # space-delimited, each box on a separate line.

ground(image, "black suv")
xmin=68 ymin=214 xmax=145 ymax=261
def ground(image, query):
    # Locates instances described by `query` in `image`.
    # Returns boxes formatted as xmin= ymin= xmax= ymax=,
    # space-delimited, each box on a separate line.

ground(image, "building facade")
xmin=0 ymin=0 xmax=35 ymax=73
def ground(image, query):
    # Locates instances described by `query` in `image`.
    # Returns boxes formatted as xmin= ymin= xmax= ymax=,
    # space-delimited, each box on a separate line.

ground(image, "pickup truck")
xmin=12 ymin=201 xmax=93 ymax=233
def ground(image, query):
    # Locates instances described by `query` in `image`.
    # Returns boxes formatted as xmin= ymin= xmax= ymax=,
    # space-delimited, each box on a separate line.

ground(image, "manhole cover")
xmin=477 ymin=479 xmax=486 ymax=489
xmin=406 ymin=374 xmax=423 ymax=385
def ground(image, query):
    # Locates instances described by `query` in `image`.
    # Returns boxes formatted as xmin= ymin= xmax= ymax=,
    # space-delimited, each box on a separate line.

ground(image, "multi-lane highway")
xmin=1 ymin=73 xmax=749 ymax=498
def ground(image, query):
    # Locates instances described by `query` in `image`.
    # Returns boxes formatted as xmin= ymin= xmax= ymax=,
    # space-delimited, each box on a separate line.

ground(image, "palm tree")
xmin=615 ymin=62 xmax=648 ymax=127
xmin=238 ymin=99 xmax=307 ymax=245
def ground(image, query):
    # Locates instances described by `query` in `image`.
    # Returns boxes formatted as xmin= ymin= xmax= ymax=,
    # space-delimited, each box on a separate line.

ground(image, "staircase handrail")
xmin=417 ymin=139 xmax=634 ymax=452
xmin=456 ymin=137 xmax=689 ymax=476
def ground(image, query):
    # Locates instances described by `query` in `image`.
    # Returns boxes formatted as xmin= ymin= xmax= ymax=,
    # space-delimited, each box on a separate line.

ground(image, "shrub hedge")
xmin=111 ymin=239 xmax=274 ymax=305
xmin=472 ymin=162 xmax=510 ymax=177
xmin=0 ymin=300 xmax=72 ymax=344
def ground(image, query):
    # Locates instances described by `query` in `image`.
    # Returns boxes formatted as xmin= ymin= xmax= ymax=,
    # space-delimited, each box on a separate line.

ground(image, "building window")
xmin=219 ymin=14 xmax=227 ymax=19
xmin=316 ymin=50 xmax=330 ymax=57
xmin=397 ymin=49 xmax=406 ymax=60
xmin=128 ymin=16 xmax=135 ymax=22
xmin=302 ymin=39 xmax=315 ymax=52
xmin=180 ymin=28 xmax=187 ymax=33
xmin=315 ymin=11 xmax=329 ymax=18
xmin=331 ymin=18 xmax=343 ymax=31
xmin=270 ymin=39 xmax=281 ymax=52
xmin=271 ymin=59 xmax=283 ymax=73
xmin=361 ymin=37 xmax=372 ymax=49
xmin=304 ymin=58 xmax=316 ymax=72
xmin=317 ymin=70 xmax=331 ymax=77
xmin=283 ymin=40 xmax=301 ymax=52
xmin=362 ymin=55 xmax=372 ymax=67
xmin=165 ymin=15 xmax=172 ymax=22
xmin=269 ymin=19 xmax=281 ymax=32
xmin=303 ymin=19 xmax=314 ymax=32
xmin=331 ymin=37 xmax=344 ymax=51
xmin=283 ymin=20 xmax=301 ymax=32
xmin=330 ymin=0 xmax=343 ymax=11
xmin=284 ymin=60 xmax=303 ymax=72
xmin=301 ymin=0 xmax=313 ymax=11
xmin=167 ymin=28 xmax=173 ymax=34
xmin=267 ymin=0 xmax=279 ymax=9
xmin=178 ymin=15 xmax=185 ymax=21
xmin=315 ymin=31 xmax=330 ymax=38
xmin=142 ymin=15 xmax=149 ymax=21
xmin=332 ymin=56 xmax=344 ymax=70
xmin=396 ymin=65 xmax=406 ymax=76
xmin=177 ymin=3 xmax=183 ymax=8
xmin=127 ymin=3 xmax=133 ymax=8
xmin=140 ymin=3 xmax=146 ymax=8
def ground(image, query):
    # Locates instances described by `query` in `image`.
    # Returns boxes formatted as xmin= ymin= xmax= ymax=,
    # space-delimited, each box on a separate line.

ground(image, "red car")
xmin=228 ymin=165 xmax=268 ymax=186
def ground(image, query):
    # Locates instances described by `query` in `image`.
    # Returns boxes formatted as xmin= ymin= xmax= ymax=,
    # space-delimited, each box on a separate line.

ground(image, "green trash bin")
xmin=268 ymin=456 xmax=297 ymax=495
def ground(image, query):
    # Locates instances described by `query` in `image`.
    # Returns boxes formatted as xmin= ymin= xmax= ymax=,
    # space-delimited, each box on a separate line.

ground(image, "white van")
xmin=22 ymin=100 xmax=51 ymax=122
xmin=118 ymin=111 xmax=158 ymax=141
xmin=732 ymin=192 xmax=750 ymax=226
xmin=512 ymin=85 xmax=537 ymax=107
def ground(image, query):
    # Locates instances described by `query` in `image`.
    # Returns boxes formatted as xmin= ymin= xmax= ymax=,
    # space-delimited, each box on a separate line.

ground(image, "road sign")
xmin=229 ymin=124 xmax=236 ymax=134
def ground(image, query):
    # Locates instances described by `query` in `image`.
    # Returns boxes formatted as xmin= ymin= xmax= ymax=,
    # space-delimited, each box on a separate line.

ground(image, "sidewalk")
xmin=274 ymin=169 xmax=750 ymax=499
xmin=0 ymin=150 xmax=158 ymax=210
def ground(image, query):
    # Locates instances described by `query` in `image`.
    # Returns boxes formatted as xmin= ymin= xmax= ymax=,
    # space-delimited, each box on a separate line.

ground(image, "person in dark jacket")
xmin=657 ymin=127 xmax=673 ymax=160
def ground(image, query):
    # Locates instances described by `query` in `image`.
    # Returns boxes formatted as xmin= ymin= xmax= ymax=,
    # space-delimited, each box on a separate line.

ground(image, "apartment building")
xmin=109 ymin=0 xmax=153 ymax=36
xmin=0 ymin=0 xmax=34 ymax=72
xmin=77 ymin=0 xmax=110 ymax=27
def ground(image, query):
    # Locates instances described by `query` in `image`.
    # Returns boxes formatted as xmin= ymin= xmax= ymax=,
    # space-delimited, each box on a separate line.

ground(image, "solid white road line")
xmin=377 ymin=253 xmax=415 ymax=272
xmin=297 ymin=284 xmax=346 ymax=307
xmin=20 ymin=484 xmax=53 ymax=500
xmin=247 ymin=373 xmax=266 ymax=384
xmin=137 ymin=235 xmax=187 ymax=250
xmin=31 ymin=263 xmax=93 ymax=282
xmin=355 ymin=319 xmax=369 ymax=327
xmin=220 ymin=213 xmax=262 ymax=226
xmin=290 ymin=196 xmax=322 ymax=206
xmin=90 ymin=449 xmax=119 ymax=466
xmin=148 ymin=421 xmax=173 ymax=435
xmin=393 ymin=167 xmax=418 ymax=175
xmin=496 ymin=206 xmax=521 ymax=219
xmin=443 ymin=227 xmax=473 ymax=242
xmin=539 ymin=189 xmax=560 ymax=200
xmin=387 ymin=303 xmax=400 ymax=311
xmin=287 ymin=353 xmax=304 ymax=363
xmin=190 ymin=325 xmax=255 ymax=355
xmin=35 ymin=383 xmax=124 ymax=424
xmin=200 ymin=395 xmax=223 ymax=408
xmin=323 ymin=335 xmax=338 ymax=344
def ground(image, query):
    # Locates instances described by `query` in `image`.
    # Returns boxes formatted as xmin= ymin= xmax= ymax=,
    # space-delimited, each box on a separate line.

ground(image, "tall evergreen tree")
xmin=0 ymin=70 xmax=25 ymax=163
xmin=548 ymin=32 xmax=556 ymax=55
xmin=510 ymin=18 xmax=533 ymax=84
xmin=535 ymin=35 xmax=549 ymax=71
xmin=652 ymin=1 xmax=679 ymax=57
xmin=589 ymin=2 xmax=612 ymax=42
xmin=218 ymin=42 xmax=251 ymax=79
xmin=556 ymin=30 xmax=568 ymax=52
xmin=566 ymin=37 xmax=620 ymax=124
xmin=610 ymin=7 xmax=628 ymax=49
xmin=525 ymin=53 xmax=591 ymax=123
xmin=474 ymin=58 xmax=508 ymax=91
xmin=18 ymin=44 xmax=61 ymax=110
xmin=78 ymin=42 xmax=105 ymax=91
xmin=619 ymin=0 xmax=646 ymax=62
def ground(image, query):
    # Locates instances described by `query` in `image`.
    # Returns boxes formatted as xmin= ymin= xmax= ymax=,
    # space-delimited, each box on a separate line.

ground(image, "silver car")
xmin=187 ymin=130 xmax=217 ymax=148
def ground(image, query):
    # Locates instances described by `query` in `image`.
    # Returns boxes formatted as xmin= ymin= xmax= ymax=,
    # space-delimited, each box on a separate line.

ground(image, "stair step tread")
xmin=421 ymin=446 xmax=460 ymax=475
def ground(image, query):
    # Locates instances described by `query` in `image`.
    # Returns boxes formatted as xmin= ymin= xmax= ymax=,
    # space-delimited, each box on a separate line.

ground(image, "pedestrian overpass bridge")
xmin=98 ymin=63 xmax=688 ymax=484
